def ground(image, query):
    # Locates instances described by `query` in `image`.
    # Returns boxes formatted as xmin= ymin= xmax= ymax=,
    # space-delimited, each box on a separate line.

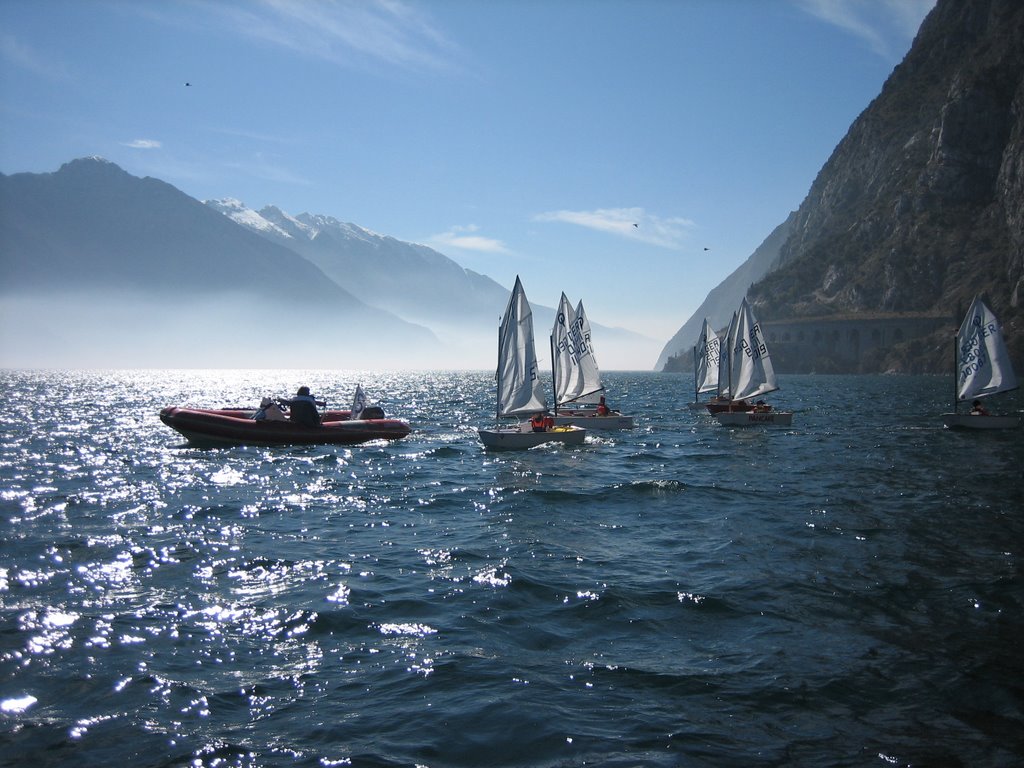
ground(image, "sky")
xmin=1 ymin=0 xmax=936 ymax=368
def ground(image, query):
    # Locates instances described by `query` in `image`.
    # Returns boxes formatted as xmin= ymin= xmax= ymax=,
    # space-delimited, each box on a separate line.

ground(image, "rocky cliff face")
xmin=747 ymin=0 xmax=1024 ymax=371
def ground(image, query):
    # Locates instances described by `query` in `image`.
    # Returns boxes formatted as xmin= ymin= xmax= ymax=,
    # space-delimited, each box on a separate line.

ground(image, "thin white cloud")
xmin=209 ymin=126 xmax=296 ymax=145
xmin=534 ymin=207 xmax=695 ymax=249
xmin=795 ymin=0 xmax=936 ymax=59
xmin=123 ymin=139 xmax=162 ymax=149
xmin=429 ymin=225 xmax=509 ymax=254
xmin=223 ymin=153 xmax=311 ymax=186
xmin=0 ymin=33 xmax=71 ymax=80
xmin=189 ymin=0 xmax=460 ymax=73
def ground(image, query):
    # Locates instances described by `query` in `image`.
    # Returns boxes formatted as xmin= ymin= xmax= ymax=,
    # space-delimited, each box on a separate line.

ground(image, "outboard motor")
xmin=358 ymin=405 xmax=386 ymax=420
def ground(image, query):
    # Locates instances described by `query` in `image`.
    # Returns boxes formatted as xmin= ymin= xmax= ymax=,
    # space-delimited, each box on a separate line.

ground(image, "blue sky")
xmin=1 ymin=0 xmax=935 ymax=368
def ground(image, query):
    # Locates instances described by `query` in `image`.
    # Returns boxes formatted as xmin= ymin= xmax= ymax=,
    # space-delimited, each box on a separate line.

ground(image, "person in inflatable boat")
xmin=279 ymin=386 xmax=325 ymax=426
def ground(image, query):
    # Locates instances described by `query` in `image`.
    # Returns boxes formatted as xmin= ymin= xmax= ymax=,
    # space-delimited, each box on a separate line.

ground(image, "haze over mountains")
xmin=0 ymin=158 xmax=437 ymax=368
xmin=3 ymin=0 xmax=1019 ymax=375
xmin=0 ymin=158 xmax=650 ymax=369
xmin=205 ymin=199 xmax=652 ymax=366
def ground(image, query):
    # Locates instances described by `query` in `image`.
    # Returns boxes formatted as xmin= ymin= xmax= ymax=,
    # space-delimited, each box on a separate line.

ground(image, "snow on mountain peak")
xmin=205 ymin=198 xmax=294 ymax=239
xmin=206 ymin=198 xmax=386 ymax=246
xmin=258 ymin=206 xmax=316 ymax=240
xmin=295 ymin=213 xmax=381 ymax=243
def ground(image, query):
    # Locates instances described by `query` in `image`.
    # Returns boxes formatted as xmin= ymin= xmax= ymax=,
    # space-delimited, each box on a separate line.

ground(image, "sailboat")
xmin=478 ymin=277 xmax=587 ymax=450
xmin=704 ymin=311 xmax=751 ymax=414
xmin=687 ymin=317 xmax=721 ymax=410
xmin=713 ymin=298 xmax=793 ymax=426
xmin=941 ymin=294 xmax=1020 ymax=429
xmin=550 ymin=294 xmax=634 ymax=429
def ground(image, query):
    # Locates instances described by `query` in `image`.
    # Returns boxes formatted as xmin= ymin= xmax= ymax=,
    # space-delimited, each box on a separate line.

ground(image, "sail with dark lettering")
xmin=550 ymin=294 xmax=634 ymax=429
xmin=552 ymin=294 xmax=602 ymax=408
xmin=694 ymin=318 xmax=720 ymax=398
xmin=942 ymin=295 xmax=1020 ymax=429
xmin=713 ymin=298 xmax=793 ymax=427
xmin=478 ymin=276 xmax=586 ymax=449
xmin=955 ymin=295 xmax=1017 ymax=401
xmin=716 ymin=311 xmax=738 ymax=403
xmin=728 ymin=297 xmax=778 ymax=402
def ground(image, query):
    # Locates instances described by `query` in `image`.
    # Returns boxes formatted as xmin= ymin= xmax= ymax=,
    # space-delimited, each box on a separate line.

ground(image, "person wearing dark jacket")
xmin=280 ymin=386 xmax=324 ymax=426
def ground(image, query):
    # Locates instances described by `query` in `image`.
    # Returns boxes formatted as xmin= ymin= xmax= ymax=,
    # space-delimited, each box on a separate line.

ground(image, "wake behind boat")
xmin=549 ymin=294 xmax=634 ymax=429
xmin=712 ymin=298 xmax=793 ymax=427
xmin=478 ymin=277 xmax=587 ymax=450
xmin=941 ymin=294 xmax=1020 ymax=430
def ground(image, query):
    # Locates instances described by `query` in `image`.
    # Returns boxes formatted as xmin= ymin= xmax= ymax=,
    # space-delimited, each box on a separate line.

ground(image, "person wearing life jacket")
xmin=531 ymin=413 xmax=547 ymax=432
xmin=596 ymin=396 xmax=610 ymax=416
xmin=280 ymin=386 xmax=324 ymax=427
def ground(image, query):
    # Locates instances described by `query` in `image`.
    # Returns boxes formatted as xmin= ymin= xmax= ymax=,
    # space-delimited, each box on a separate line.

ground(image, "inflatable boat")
xmin=159 ymin=406 xmax=411 ymax=447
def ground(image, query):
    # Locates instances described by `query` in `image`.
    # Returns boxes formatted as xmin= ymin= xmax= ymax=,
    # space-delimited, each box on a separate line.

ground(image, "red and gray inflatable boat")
xmin=159 ymin=406 xmax=411 ymax=447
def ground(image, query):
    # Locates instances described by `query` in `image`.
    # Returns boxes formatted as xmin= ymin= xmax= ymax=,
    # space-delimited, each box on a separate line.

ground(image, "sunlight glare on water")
xmin=0 ymin=369 xmax=1022 ymax=767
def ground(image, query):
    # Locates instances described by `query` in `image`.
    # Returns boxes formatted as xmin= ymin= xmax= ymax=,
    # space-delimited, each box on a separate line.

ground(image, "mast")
xmin=951 ymin=329 xmax=958 ymax=414
xmin=727 ymin=321 xmax=734 ymax=405
xmin=550 ymin=332 xmax=557 ymax=415
xmin=495 ymin=320 xmax=502 ymax=422
xmin=693 ymin=344 xmax=699 ymax=403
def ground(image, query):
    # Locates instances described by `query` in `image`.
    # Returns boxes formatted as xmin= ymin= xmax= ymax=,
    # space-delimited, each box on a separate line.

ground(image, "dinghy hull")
xmin=941 ymin=413 xmax=1020 ymax=430
xmin=551 ymin=413 xmax=633 ymax=430
xmin=478 ymin=423 xmax=586 ymax=450
xmin=714 ymin=410 xmax=793 ymax=427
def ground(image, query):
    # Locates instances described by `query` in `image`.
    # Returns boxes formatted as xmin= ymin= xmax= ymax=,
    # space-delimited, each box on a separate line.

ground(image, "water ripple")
xmin=0 ymin=370 xmax=1022 ymax=767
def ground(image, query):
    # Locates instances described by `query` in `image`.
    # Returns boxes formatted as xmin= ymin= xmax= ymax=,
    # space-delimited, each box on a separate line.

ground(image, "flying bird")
xmin=184 ymin=82 xmax=191 ymax=86
xmin=633 ymin=223 xmax=638 ymax=228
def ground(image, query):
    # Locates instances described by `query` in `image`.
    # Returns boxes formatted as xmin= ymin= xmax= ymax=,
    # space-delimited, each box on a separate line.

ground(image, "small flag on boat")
xmin=351 ymin=384 xmax=367 ymax=420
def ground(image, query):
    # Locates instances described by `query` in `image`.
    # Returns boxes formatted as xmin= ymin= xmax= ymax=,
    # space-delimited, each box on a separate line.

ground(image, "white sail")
xmin=717 ymin=312 xmax=738 ymax=400
xmin=727 ymin=298 xmax=778 ymax=402
xmin=552 ymin=297 xmax=603 ymax=407
xmin=552 ymin=293 xmax=581 ymax=407
xmin=956 ymin=295 xmax=1018 ymax=401
xmin=694 ymin=317 xmax=720 ymax=395
xmin=574 ymin=300 xmax=604 ymax=404
xmin=496 ymin=276 xmax=547 ymax=418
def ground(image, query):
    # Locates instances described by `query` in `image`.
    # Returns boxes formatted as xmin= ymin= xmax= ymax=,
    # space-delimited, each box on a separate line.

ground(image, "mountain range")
xmin=0 ymin=157 xmax=440 ymax=368
xmin=4 ymin=0 xmax=1020 ymax=375
xmin=0 ymin=158 xmax=646 ymax=369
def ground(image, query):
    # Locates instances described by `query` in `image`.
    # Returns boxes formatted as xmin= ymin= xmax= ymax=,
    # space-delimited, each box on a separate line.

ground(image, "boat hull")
xmin=942 ymin=413 xmax=1021 ymax=430
xmin=714 ymin=410 xmax=793 ymax=427
xmin=705 ymin=399 xmax=753 ymax=414
xmin=551 ymin=412 xmax=634 ymax=430
xmin=478 ymin=423 xmax=586 ymax=450
xmin=160 ymin=407 xmax=411 ymax=447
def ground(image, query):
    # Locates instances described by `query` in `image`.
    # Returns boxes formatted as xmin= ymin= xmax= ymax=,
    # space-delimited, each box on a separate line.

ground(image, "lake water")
xmin=1 ymin=369 xmax=1022 ymax=767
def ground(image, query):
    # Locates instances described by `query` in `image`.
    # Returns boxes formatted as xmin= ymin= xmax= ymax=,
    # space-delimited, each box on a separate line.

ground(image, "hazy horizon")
xmin=1 ymin=0 xmax=936 ymax=368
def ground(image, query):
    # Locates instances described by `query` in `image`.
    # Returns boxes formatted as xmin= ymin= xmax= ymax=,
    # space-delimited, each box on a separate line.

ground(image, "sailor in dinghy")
xmin=478 ymin=277 xmax=586 ymax=450
xmin=712 ymin=298 xmax=793 ymax=427
xmin=941 ymin=294 xmax=1020 ymax=429
xmin=549 ymin=294 xmax=634 ymax=429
